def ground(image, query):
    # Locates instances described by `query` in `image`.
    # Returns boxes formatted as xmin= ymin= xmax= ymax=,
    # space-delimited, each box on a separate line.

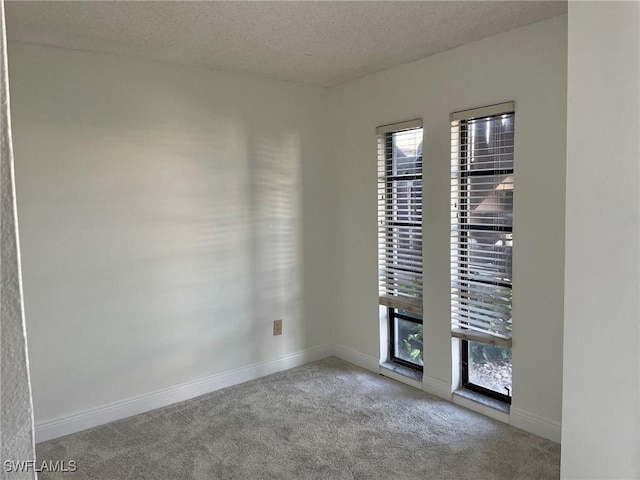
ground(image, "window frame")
xmin=388 ymin=308 xmax=424 ymax=371
xmin=461 ymin=340 xmax=512 ymax=403
xmin=377 ymin=120 xmax=423 ymax=370
xmin=450 ymin=103 xmax=514 ymax=403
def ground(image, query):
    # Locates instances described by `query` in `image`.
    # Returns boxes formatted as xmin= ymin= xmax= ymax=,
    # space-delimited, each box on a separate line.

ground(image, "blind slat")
xmin=450 ymin=109 xmax=515 ymax=344
xmin=378 ymin=121 xmax=423 ymax=313
xmin=451 ymin=328 xmax=512 ymax=347
xmin=379 ymin=294 xmax=423 ymax=315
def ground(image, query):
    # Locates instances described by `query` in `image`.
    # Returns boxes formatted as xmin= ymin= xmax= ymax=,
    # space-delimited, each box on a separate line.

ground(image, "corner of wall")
xmin=332 ymin=344 xmax=379 ymax=372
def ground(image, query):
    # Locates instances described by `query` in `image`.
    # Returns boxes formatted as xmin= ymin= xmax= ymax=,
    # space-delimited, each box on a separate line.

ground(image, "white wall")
xmin=562 ymin=2 xmax=640 ymax=478
xmin=0 ymin=2 xmax=36 ymax=475
xmin=8 ymin=42 xmax=335 ymax=436
xmin=331 ymin=15 xmax=567 ymax=440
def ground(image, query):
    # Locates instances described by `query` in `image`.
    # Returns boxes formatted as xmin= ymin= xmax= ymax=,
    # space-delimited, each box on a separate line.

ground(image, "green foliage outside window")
xmin=470 ymin=342 xmax=511 ymax=364
xmin=397 ymin=320 xmax=423 ymax=366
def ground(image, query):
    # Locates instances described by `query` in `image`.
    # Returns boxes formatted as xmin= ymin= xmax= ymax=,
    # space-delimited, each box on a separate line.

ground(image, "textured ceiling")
xmin=5 ymin=1 xmax=567 ymax=87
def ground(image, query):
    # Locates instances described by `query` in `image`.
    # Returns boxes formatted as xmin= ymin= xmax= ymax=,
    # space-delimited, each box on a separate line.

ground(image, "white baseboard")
xmin=35 ymin=343 xmax=562 ymax=446
xmin=332 ymin=344 xmax=379 ymax=373
xmin=510 ymin=406 xmax=561 ymax=443
xmin=35 ymin=344 xmax=333 ymax=443
xmin=422 ymin=375 xmax=452 ymax=401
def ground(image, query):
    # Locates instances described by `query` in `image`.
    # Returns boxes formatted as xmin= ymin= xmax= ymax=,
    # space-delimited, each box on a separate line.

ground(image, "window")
xmin=450 ymin=103 xmax=514 ymax=402
xmin=377 ymin=120 xmax=423 ymax=370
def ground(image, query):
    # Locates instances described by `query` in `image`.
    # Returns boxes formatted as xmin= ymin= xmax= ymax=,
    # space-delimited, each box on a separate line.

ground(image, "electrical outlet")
xmin=273 ymin=319 xmax=283 ymax=336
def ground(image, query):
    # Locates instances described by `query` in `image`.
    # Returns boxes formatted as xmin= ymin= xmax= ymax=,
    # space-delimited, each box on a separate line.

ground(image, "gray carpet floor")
xmin=36 ymin=357 xmax=560 ymax=479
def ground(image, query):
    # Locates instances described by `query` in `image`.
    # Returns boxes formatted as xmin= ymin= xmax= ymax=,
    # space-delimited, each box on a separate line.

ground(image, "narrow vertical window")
xmin=377 ymin=120 xmax=423 ymax=370
xmin=450 ymin=103 xmax=514 ymax=402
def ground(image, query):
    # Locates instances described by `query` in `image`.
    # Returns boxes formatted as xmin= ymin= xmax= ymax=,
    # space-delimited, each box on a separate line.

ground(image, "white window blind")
xmin=377 ymin=119 xmax=423 ymax=315
xmin=450 ymin=103 xmax=514 ymax=347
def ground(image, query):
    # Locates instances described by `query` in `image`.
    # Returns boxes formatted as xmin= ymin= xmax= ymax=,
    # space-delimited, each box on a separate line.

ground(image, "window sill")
xmin=379 ymin=362 xmax=422 ymax=389
xmin=452 ymin=388 xmax=510 ymax=423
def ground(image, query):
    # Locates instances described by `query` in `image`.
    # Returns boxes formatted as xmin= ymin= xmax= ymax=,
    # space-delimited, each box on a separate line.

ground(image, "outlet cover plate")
xmin=273 ymin=320 xmax=283 ymax=336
